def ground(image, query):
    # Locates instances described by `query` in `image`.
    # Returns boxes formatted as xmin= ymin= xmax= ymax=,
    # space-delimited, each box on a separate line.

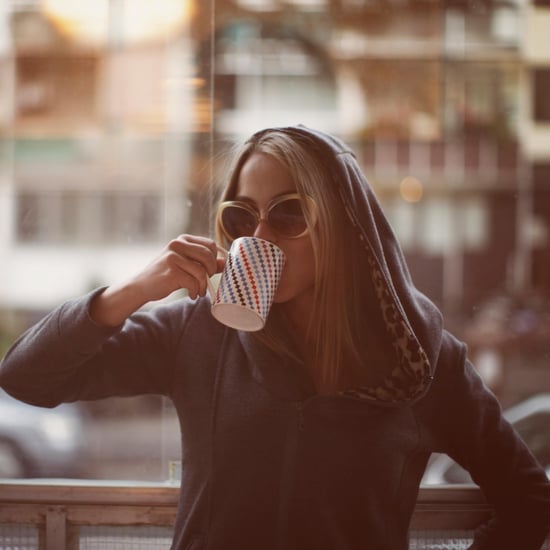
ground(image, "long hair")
xmin=215 ymin=130 xmax=391 ymax=393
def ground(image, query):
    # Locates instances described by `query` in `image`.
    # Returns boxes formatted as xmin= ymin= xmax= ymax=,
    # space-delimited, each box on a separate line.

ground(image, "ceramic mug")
xmin=210 ymin=236 xmax=285 ymax=331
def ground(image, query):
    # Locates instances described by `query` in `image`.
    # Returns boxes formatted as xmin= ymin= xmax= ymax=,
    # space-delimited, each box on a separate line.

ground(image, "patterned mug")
xmin=210 ymin=236 xmax=286 ymax=331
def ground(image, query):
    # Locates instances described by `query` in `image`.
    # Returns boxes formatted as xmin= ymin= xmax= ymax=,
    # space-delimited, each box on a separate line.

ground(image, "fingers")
xmin=165 ymin=234 xmax=219 ymax=299
xmin=169 ymin=235 xmax=218 ymax=273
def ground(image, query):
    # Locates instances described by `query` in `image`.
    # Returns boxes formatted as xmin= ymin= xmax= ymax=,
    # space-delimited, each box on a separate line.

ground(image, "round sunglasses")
xmin=217 ymin=192 xmax=317 ymax=241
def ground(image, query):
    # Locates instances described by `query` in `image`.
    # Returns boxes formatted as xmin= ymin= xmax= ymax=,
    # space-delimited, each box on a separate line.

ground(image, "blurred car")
xmin=0 ymin=389 xmax=88 ymax=478
xmin=422 ymin=393 xmax=550 ymax=485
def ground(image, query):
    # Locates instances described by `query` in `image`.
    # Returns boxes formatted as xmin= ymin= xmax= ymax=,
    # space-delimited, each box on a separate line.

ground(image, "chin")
xmin=273 ymin=291 xmax=290 ymax=304
xmin=272 ymin=281 xmax=314 ymax=307
xmin=272 ymin=284 xmax=295 ymax=304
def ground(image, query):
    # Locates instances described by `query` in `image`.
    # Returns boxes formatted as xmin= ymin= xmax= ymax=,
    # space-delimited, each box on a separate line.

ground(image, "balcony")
xmin=354 ymin=137 xmax=522 ymax=192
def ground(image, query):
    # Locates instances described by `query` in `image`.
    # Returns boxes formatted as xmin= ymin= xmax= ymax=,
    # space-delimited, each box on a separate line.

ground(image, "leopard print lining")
xmin=338 ymin=187 xmax=433 ymax=403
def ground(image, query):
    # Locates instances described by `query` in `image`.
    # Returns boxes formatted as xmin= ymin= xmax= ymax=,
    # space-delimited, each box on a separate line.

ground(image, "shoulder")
xmin=413 ymin=330 xmax=479 ymax=420
xmin=433 ymin=329 xmax=468 ymax=382
xmin=135 ymin=295 xmax=225 ymax=343
xmin=413 ymin=329 xmax=504 ymax=444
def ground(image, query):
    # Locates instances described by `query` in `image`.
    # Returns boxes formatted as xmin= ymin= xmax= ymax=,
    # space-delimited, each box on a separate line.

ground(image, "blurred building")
xmin=0 ymin=0 xmax=211 ymax=315
xmin=0 ymin=0 xmax=549 ymax=331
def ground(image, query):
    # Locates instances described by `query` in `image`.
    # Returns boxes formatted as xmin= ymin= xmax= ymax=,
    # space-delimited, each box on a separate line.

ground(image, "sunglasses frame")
xmin=217 ymin=192 xmax=317 ymax=242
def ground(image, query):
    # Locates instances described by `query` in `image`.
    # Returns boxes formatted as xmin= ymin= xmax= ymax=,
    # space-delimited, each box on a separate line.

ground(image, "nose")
xmin=253 ymin=218 xmax=277 ymax=243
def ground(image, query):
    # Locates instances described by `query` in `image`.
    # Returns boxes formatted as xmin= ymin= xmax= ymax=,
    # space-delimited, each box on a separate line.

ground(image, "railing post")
xmin=45 ymin=506 xmax=67 ymax=550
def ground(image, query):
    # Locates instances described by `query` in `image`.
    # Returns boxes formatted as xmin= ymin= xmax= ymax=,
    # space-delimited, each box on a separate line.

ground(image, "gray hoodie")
xmin=1 ymin=125 xmax=549 ymax=549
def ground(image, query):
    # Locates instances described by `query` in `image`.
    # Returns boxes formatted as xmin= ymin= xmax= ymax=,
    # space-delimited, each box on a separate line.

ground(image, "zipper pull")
xmin=295 ymin=402 xmax=305 ymax=431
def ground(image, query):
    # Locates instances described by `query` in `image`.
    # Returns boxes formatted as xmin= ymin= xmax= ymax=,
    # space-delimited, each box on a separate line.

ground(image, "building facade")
xmin=0 ymin=0 xmax=548 ymax=334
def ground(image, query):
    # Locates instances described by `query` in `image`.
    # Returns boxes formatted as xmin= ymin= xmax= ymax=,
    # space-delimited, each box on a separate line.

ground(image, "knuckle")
xmin=165 ymin=250 xmax=179 ymax=265
xmin=166 ymin=239 xmax=181 ymax=253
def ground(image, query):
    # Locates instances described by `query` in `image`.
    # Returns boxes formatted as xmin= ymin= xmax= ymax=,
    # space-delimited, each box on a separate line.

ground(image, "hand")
xmin=133 ymin=234 xmax=223 ymax=302
xmin=90 ymin=235 xmax=225 ymax=326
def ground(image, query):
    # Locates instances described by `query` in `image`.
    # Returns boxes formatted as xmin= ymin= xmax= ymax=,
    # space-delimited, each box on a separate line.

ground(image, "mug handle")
xmin=206 ymin=245 xmax=228 ymax=298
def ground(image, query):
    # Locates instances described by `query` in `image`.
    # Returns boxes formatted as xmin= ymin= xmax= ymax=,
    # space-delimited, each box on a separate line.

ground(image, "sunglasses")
xmin=217 ymin=193 xmax=317 ymax=241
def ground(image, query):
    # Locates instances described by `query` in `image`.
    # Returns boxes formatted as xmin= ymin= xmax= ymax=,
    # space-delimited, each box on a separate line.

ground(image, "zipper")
xmin=296 ymin=401 xmax=305 ymax=431
xmin=275 ymin=400 xmax=306 ymax=550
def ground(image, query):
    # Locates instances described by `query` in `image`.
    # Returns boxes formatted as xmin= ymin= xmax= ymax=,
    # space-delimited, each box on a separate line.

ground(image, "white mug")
xmin=210 ymin=237 xmax=286 ymax=331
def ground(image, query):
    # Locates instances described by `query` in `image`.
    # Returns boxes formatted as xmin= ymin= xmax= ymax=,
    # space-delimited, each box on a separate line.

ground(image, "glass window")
xmin=0 ymin=0 xmax=548 ymax=490
xmin=2 ymin=0 xmax=214 ymax=482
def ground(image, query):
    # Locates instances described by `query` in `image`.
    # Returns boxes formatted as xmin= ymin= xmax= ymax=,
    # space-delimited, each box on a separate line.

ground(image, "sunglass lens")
xmin=269 ymin=198 xmax=308 ymax=237
xmin=221 ymin=206 xmax=257 ymax=240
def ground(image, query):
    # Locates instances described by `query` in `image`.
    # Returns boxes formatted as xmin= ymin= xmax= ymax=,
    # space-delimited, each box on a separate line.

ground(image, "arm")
xmin=0 ymin=288 xmax=197 ymax=406
xmin=418 ymin=335 xmax=550 ymax=549
xmin=0 ymin=234 xmax=222 ymax=407
xmin=90 ymin=234 xmax=221 ymax=327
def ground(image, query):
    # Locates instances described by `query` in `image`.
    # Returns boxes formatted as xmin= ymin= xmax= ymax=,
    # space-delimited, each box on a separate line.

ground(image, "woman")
xmin=1 ymin=125 xmax=548 ymax=549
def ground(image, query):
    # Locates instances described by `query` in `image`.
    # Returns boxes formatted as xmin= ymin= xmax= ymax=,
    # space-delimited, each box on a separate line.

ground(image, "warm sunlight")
xmin=42 ymin=0 xmax=193 ymax=45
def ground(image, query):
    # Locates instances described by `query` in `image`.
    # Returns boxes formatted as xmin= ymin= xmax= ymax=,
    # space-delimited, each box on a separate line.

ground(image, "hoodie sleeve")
xmin=417 ymin=333 xmax=550 ymax=550
xmin=0 ymin=289 xmax=195 ymax=407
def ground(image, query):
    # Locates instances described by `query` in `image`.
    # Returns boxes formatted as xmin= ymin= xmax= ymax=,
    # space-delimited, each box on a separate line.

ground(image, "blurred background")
xmin=0 ymin=0 xmax=549 ymax=483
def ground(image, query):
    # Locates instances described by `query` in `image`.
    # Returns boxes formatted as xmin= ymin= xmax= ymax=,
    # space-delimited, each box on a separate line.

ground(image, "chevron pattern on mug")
xmin=211 ymin=237 xmax=285 ymax=331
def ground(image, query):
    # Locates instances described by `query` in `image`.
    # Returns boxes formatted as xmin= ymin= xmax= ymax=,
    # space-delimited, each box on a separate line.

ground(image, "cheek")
xmin=275 ymin=241 xmax=315 ymax=296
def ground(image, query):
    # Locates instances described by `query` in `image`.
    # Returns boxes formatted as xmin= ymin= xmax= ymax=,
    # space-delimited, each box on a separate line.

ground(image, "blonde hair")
xmin=215 ymin=130 xmax=387 ymax=393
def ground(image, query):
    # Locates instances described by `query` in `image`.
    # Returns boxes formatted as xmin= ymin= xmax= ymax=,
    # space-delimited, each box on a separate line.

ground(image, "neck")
xmin=283 ymin=289 xmax=313 ymax=335
xmin=280 ymin=290 xmax=316 ymax=368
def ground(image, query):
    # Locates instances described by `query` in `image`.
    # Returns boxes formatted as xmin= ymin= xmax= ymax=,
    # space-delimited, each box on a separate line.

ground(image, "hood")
xmin=244 ymin=125 xmax=444 ymax=403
